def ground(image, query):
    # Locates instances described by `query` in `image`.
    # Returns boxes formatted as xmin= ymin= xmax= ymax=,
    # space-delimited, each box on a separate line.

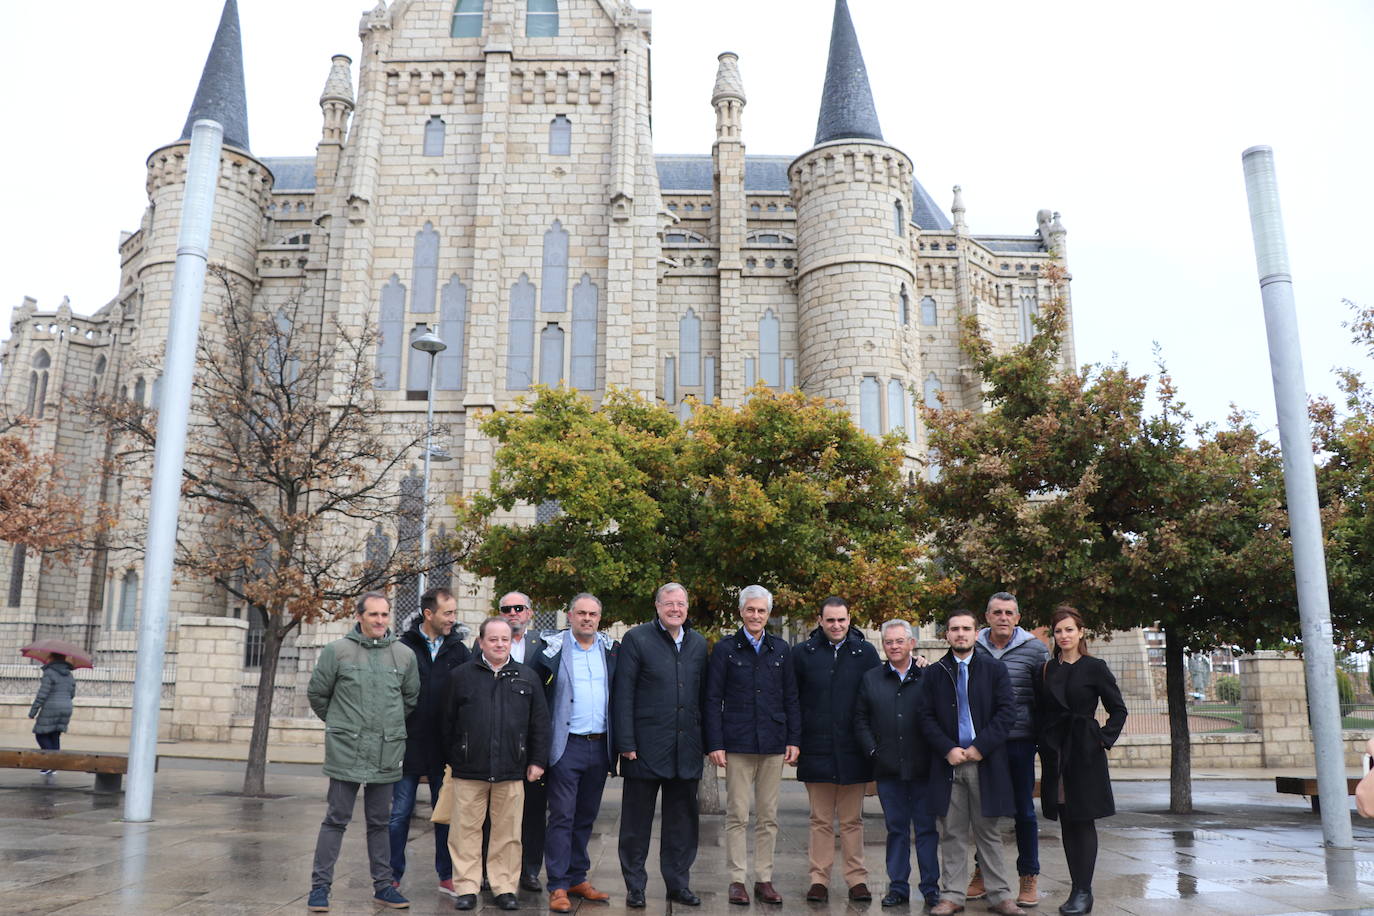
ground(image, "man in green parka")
xmin=306 ymin=592 xmax=420 ymax=912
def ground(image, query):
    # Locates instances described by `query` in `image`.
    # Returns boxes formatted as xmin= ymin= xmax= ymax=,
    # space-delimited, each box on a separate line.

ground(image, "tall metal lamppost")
xmin=410 ymin=328 xmax=450 ymax=604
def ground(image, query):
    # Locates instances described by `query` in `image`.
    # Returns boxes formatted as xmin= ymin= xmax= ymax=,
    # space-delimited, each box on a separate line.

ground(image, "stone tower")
xmin=711 ymin=52 xmax=748 ymax=402
xmin=790 ymin=0 xmax=920 ymax=443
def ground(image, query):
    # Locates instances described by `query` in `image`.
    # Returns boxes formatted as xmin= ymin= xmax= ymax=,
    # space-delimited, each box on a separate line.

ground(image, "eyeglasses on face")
xmin=500 ymin=604 xmax=529 ymax=613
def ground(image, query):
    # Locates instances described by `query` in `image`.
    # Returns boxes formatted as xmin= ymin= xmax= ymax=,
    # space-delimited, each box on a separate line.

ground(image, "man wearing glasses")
xmin=475 ymin=592 xmax=551 ymax=893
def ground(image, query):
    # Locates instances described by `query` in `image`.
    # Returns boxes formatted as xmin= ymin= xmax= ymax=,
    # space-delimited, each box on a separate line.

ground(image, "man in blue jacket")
xmin=918 ymin=610 xmax=1024 ymax=916
xmin=704 ymin=585 xmax=801 ymax=906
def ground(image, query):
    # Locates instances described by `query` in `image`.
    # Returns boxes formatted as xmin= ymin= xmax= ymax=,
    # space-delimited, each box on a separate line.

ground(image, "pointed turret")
xmin=179 ymin=0 xmax=250 ymax=152
xmin=814 ymin=0 xmax=883 ymax=145
xmin=712 ymin=52 xmax=745 ymax=108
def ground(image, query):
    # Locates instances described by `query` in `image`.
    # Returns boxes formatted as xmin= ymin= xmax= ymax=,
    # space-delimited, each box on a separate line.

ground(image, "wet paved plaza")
xmin=1 ymin=760 xmax=1371 ymax=915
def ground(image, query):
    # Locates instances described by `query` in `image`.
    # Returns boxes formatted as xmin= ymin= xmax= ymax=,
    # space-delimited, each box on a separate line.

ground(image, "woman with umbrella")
xmin=24 ymin=639 xmax=89 ymax=772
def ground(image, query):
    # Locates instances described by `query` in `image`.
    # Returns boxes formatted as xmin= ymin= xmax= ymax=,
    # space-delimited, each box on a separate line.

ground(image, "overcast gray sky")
xmin=2 ymin=0 xmax=1370 ymax=429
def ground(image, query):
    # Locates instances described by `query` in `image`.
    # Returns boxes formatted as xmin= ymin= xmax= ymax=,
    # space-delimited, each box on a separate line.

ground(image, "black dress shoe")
xmin=454 ymin=894 xmax=477 ymax=911
xmin=520 ymin=873 xmax=542 ymax=892
xmin=495 ymin=892 xmax=520 ymax=910
xmin=667 ymin=888 xmax=702 ymax=906
xmin=626 ymin=888 xmax=646 ymax=908
xmin=1058 ymin=887 xmax=1092 ymax=915
xmin=882 ymin=890 xmax=909 ymax=907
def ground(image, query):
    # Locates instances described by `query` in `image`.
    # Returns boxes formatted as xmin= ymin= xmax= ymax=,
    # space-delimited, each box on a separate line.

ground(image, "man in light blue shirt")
xmin=541 ymin=593 xmax=618 ymax=912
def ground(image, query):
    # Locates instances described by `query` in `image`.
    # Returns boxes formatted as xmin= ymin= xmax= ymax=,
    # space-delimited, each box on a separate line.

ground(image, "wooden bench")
xmin=0 ymin=748 xmax=151 ymax=793
xmin=1274 ymin=775 xmax=1361 ymax=813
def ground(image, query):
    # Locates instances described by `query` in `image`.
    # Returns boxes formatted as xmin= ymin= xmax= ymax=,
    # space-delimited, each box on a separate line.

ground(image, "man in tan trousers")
xmin=441 ymin=617 xmax=550 ymax=911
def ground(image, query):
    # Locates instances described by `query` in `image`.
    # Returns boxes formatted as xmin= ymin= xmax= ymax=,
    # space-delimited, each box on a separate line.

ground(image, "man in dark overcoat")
xmin=918 ymin=610 xmax=1024 ymax=916
xmin=612 ymin=582 xmax=709 ymax=908
xmin=854 ymin=619 xmax=938 ymax=909
xmin=792 ymin=596 xmax=881 ymax=903
xmin=389 ymin=586 xmax=470 ymax=897
xmin=703 ymin=584 xmax=801 ymax=905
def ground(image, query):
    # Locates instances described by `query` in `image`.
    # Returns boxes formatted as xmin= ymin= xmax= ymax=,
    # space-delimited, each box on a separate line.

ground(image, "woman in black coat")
xmin=1038 ymin=606 xmax=1127 ymax=916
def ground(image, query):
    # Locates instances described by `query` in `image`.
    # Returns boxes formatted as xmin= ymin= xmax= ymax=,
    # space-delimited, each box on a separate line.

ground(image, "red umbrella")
xmin=20 ymin=638 xmax=94 ymax=669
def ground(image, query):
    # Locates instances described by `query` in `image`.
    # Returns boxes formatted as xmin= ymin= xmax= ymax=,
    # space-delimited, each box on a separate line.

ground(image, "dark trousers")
xmin=311 ymin=778 xmax=394 ymax=893
xmin=544 ymin=736 xmax=611 ymax=891
xmin=1061 ymin=818 xmax=1098 ymax=889
xmin=482 ymin=775 xmax=547 ymax=881
xmin=1005 ymin=738 xmax=1040 ymax=876
xmin=876 ymin=778 xmax=940 ymax=903
xmin=388 ymin=769 xmax=452 ymax=882
xmin=35 ymin=732 xmax=61 ymax=750
xmin=618 ymin=776 xmax=700 ymax=894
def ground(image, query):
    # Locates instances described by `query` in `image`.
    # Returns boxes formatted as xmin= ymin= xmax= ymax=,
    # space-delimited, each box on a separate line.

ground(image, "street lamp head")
xmin=411 ymin=328 xmax=447 ymax=354
xmin=427 ymin=446 xmax=455 ymax=463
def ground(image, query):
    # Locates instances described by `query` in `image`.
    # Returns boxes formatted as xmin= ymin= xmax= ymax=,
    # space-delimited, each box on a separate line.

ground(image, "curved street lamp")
xmin=411 ymin=328 xmax=450 ymax=600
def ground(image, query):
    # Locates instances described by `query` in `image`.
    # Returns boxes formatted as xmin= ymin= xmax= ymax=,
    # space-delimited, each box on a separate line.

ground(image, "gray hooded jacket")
xmin=975 ymin=626 xmax=1049 ymax=741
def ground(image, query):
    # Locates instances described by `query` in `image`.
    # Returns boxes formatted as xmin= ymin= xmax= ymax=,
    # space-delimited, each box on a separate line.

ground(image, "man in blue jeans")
xmin=389 ymin=587 xmax=470 ymax=898
xmin=972 ymin=592 xmax=1049 ymax=908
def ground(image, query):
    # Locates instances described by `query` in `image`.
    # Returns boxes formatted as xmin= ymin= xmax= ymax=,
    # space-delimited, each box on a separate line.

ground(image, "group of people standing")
xmin=303 ymin=583 xmax=1127 ymax=916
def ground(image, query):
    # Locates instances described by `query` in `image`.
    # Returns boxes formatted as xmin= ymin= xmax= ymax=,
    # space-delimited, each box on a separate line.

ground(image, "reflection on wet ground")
xmin=0 ymin=763 xmax=1370 ymax=914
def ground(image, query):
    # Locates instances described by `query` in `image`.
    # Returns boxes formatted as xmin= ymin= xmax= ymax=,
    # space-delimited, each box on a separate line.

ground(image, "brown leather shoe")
xmin=987 ymin=901 xmax=1027 ymax=916
xmin=728 ymin=883 xmax=749 ymax=905
xmin=1016 ymin=874 xmax=1038 ymax=907
xmin=805 ymin=883 xmax=828 ymax=903
xmin=848 ymin=883 xmax=872 ymax=902
xmin=754 ymin=882 xmax=782 ymax=905
xmin=568 ymin=881 xmax=610 ymax=901
xmin=929 ymin=901 xmax=965 ymax=916
xmin=548 ymin=889 xmax=572 ymax=913
xmin=966 ymin=865 xmax=986 ymax=900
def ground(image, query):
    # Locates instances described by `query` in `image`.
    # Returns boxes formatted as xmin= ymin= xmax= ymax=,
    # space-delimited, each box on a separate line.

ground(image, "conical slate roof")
xmin=179 ymin=0 xmax=250 ymax=152
xmin=814 ymin=0 xmax=883 ymax=145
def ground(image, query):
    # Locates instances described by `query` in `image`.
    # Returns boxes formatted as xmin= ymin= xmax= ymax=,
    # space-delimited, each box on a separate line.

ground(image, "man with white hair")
xmin=704 ymin=585 xmax=801 ymax=905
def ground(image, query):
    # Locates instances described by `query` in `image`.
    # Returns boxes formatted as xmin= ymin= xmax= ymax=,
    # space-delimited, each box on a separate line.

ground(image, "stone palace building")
xmin=0 ymin=0 xmax=1092 ymax=740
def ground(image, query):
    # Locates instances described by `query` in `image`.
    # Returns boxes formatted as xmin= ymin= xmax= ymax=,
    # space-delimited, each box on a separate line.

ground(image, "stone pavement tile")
xmin=46 ymin=890 xmax=204 ymax=915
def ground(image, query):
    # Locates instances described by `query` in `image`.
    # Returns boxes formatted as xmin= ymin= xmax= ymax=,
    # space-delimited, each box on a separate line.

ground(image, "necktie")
xmin=956 ymin=659 xmax=974 ymax=747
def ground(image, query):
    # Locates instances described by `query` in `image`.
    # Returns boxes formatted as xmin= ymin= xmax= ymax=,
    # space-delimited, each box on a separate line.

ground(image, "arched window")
xmin=1019 ymin=287 xmax=1039 ymax=343
xmin=412 ymin=222 xmax=439 ymax=314
xmin=679 ymin=309 xmax=701 ymax=387
xmin=526 ymin=0 xmax=559 ymax=36
xmin=92 ymin=355 xmax=107 ymax=391
xmin=924 ymin=372 xmax=943 ymax=410
xmin=117 ymin=570 xmax=139 ymax=630
xmin=507 ymin=274 xmax=536 ymax=390
xmin=541 ymin=220 xmax=569 ymax=313
xmin=451 ymin=0 xmax=483 ymax=37
xmin=26 ymin=350 xmax=50 ymax=418
xmin=376 ymin=275 xmax=406 ymax=389
xmin=438 ymin=275 xmax=467 ymax=391
xmin=899 ymin=286 xmax=910 ymax=326
xmin=423 ymin=116 xmax=446 ymax=157
xmin=271 ymin=308 xmax=299 ymax=383
xmin=887 ymin=379 xmax=906 ymax=435
xmin=894 ymin=200 xmax=905 ymax=236
xmin=920 ymin=295 xmax=938 ymax=326
xmin=539 ymin=324 xmax=565 ymax=387
xmin=549 ymin=115 xmax=571 ymax=156
xmin=859 ymin=377 xmax=881 ymax=437
xmin=570 ymin=274 xmax=598 ymax=390
xmin=758 ymin=309 xmax=780 ymax=388
xmin=133 ymin=376 xmax=147 ymax=405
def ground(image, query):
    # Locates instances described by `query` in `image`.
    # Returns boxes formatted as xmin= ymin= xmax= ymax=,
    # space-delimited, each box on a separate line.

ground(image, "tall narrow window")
xmin=423 ymin=116 xmax=446 ymax=156
xmin=679 ymin=309 xmax=701 ymax=387
xmin=438 ymin=275 xmax=467 ymax=390
xmin=151 ymin=374 xmax=164 ymax=411
xmin=758 ymin=309 xmax=780 ymax=388
xmin=412 ymin=222 xmax=439 ymax=314
xmin=703 ymin=356 xmax=717 ymax=402
xmin=921 ymin=295 xmax=938 ymax=326
xmin=899 ymin=286 xmax=910 ymax=326
xmin=743 ymin=358 xmax=756 ymax=388
xmin=117 ymin=570 xmax=139 ymax=630
xmin=507 ymin=274 xmax=536 ymax=390
xmin=408 ymin=325 xmax=434 ymax=394
xmin=887 ymin=379 xmax=906 ymax=434
xmin=549 ymin=116 xmax=571 ymax=156
xmin=7 ymin=544 xmax=24 ymax=608
xmin=664 ymin=356 xmax=676 ymax=404
xmin=859 ymin=377 xmax=881 ymax=437
xmin=894 ymin=200 xmax=905 ymax=236
xmin=783 ymin=357 xmax=796 ymax=390
xmin=570 ymin=274 xmax=598 ymax=390
xmin=27 ymin=350 xmax=50 ymax=418
xmin=541 ymin=220 xmax=569 ymax=313
xmin=377 ymin=275 xmax=406 ymax=389
xmin=539 ymin=324 xmax=565 ymax=388
xmin=906 ymin=392 xmax=917 ymax=443
xmin=133 ymin=376 xmax=147 ymax=405
xmin=1019 ymin=287 xmax=1039 ymax=343
xmin=92 ymin=355 xmax=106 ymax=391
xmin=924 ymin=372 xmax=943 ymax=410
xmin=526 ymin=0 xmax=559 ymax=36
xmin=451 ymin=0 xmax=483 ymax=37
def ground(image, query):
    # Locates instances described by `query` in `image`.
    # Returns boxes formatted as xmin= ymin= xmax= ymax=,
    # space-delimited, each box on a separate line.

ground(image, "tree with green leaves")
xmin=918 ymin=269 xmax=1310 ymax=813
xmin=453 ymin=386 xmax=952 ymax=633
